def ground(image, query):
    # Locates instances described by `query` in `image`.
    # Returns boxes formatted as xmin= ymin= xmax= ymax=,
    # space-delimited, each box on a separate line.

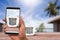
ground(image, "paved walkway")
xmin=27 ymin=32 xmax=60 ymax=40
xmin=0 ymin=32 xmax=60 ymax=40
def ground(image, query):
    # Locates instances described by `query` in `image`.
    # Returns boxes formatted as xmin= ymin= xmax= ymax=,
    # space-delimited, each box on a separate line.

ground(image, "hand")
xmin=2 ymin=16 xmax=28 ymax=40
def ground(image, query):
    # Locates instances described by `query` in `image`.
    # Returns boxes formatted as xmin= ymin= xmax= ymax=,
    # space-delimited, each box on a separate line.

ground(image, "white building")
xmin=0 ymin=20 xmax=35 ymax=35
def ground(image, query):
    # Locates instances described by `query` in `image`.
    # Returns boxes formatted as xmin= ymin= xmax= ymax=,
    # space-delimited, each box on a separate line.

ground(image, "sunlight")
xmin=21 ymin=0 xmax=37 ymax=5
xmin=20 ymin=0 xmax=42 ymax=7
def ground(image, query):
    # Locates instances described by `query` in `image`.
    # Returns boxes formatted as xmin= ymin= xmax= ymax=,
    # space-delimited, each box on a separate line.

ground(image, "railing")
xmin=36 ymin=28 xmax=53 ymax=32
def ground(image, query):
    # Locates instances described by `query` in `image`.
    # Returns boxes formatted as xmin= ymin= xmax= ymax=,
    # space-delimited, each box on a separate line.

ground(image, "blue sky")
xmin=0 ymin=0 xmax=59 ymax=28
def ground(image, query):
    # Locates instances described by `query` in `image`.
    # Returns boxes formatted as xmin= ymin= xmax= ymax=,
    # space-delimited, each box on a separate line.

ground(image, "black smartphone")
xmin=5 ymin=7 xmax=20 ymax=34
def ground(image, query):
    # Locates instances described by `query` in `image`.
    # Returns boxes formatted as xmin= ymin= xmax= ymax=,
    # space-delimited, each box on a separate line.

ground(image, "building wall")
xmin=53 ymin=21 xmax=60 ymax=32
xmin=54 ymin=22 xmax=57 ymax=32
xmin=57 ymin=22 xmax=60 ymax=32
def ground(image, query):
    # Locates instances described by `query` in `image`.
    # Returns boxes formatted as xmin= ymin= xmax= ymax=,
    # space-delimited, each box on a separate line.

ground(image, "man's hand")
xmin=2 ymin=16 xmax=28 ymax=40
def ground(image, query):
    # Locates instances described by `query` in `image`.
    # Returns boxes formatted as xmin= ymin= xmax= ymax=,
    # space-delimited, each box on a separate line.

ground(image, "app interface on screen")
xmin=7 ymin=9 xmax=20 ymax=17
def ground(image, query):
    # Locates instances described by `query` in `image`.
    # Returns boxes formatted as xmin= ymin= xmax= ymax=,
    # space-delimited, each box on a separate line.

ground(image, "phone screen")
xmin=6 ymin=7 xmax=20 ymax=27
xmin=7 ymin=9 xmax=20 ymax=17
xmin=5 ymin=7 xmax=20 ymax=34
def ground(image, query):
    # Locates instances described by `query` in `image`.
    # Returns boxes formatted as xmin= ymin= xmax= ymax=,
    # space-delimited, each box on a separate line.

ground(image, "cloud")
xmin=0 ymin=13 xmax=2 ymax=15
xmin=21 ymin=9 xmax=45 ymax=27
xmin=17 ymin=0 xmax=43 ymax=8
xmin=0 ymin=11 xmax=5 ymax=19
xmin=0 ymin=0 xmax=54 ymax=29
xmin=15 ymin=0 xmax=52 ymax=28
xmin=22 ymin=13 xmax=42 ymax=27
xmin=16 ymin=0 xmax=47 ymax=27
xmin=0 ymin=11 xmax=4 ymax=15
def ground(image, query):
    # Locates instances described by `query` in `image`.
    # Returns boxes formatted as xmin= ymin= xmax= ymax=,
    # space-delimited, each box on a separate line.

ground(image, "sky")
xmin=0 ymin=0 xmax=59 ymax=28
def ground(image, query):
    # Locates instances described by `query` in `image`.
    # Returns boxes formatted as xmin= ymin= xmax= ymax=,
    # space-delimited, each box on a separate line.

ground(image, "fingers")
xmin=3 ymin=18 xmax=6 ymax=22
xmin=2 ymin=25 xmax=7 ymax=29
xmin=3 ymin=16 xmax=25 ymax=28
xmin=2 ymin=24 xmax=7 ymax=32
xmin=19 ymin=16 xmax=26 ymax=32
xmin=20 ymin=16 xmax=25 ymax=27
xmin=19 ymin=16 xmax=26 ymax=36
xmin=2 ymin=16 xmax=26 ymax=33
xmin=2 ymin=18 xmax=7 ymax=32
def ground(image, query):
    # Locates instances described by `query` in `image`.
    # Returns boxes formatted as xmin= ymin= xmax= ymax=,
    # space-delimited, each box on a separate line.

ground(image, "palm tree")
xmin=36 ymin=23 xmax=45 ymax=32
xmin=45 ymin=0 xmax=60 ymax=17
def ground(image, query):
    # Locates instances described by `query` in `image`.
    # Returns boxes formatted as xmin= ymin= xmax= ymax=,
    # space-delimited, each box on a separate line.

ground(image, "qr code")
xmin=9 ymin=18 xmax=16 ymax=25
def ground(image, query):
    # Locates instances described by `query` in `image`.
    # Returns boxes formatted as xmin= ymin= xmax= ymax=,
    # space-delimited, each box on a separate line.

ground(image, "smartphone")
xmin=5 ymin=7 xmax=20 ymax=34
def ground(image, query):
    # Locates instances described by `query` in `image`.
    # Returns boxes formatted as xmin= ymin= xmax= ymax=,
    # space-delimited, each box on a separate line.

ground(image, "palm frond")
xmin=54 ymin=0 xmax=58 ymax=6
xmin=45 ymin=7 xmax=50 ymax=11
xmin=45 ymin=0 xmax=59 ymax=17
xmin=46 ymin=11 xmax=50 ymax=16
xmin=56 ymin=6 xmax=60 ymax=9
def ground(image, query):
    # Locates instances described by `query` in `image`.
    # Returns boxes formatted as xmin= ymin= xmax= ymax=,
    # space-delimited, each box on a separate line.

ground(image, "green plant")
xmin=45 ymin=0 xmax=60 ymax=17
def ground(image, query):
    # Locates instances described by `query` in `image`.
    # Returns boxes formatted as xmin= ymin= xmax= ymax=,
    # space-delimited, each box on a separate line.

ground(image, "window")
xmin=43 ymin=28 xmax=53 ymax=32
xmin=0 ymin=23 xmax=3 ymax=32
xmin=36 ymin=24 xmax=54 ymax=32
xmin=26 ymin=27 xmax=33 ymax=34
